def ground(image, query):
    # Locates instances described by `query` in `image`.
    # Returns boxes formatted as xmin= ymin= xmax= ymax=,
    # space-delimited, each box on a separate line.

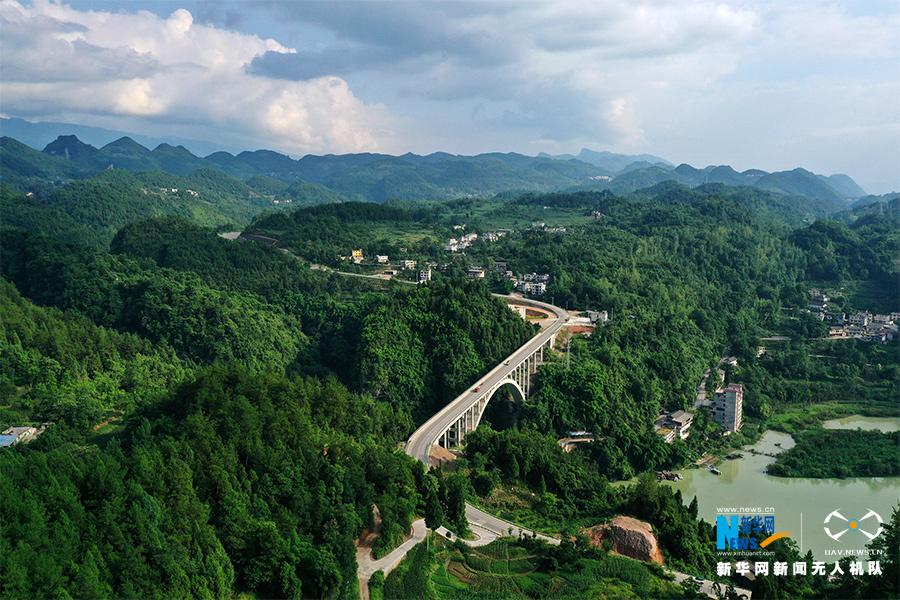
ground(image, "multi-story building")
xmin=712 ymin=383 xmax=743 ymax=432
xmin=517 ymin=281 xmax=546 ymax=295
xmin=849 ymin=312 xmax=870 ymax=326
xmin=656 ymin=427 xmax=676 ymax=443
xmin=418 ymin=269 xmax=432 ymax=283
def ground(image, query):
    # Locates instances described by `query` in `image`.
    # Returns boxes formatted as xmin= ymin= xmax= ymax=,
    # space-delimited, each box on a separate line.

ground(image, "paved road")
xmin=405 ymin=295 xmax=569 ymax=465
xmin=667 ymin=569 xmax=751 ymax=599
xmin=357 ymin=518 xmax=428 ymax=599
xmin=227 ymin=239 xmax=732 ymax=595
xmin=462 ymin=503 xmax=559 ymax=546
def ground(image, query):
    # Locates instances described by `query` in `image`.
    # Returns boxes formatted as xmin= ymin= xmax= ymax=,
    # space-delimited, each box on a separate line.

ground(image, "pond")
xmin=823 ymin=414 xmax=900 ymax=433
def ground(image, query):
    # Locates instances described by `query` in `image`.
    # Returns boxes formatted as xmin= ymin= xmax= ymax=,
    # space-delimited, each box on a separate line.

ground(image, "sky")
xmin=1 ymin=0 xmax=898 ymax=194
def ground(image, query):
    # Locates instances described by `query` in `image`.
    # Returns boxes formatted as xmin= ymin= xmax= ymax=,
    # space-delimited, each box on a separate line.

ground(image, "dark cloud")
xmin=247 ymin=45 xmax=395 ymax=80
xmin=255 ymin=0 xmax=522 ymax=69
xmin=193 ymin=0 xmax=246 ymax=30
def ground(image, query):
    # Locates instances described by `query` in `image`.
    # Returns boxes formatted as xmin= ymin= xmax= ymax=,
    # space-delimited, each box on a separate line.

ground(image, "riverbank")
xmin=660 ymin=418 xmax=900 ymax=560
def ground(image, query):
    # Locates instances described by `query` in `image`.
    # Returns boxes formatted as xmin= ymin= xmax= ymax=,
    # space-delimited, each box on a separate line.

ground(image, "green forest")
xmin=767 ymin=428 xmax=900 ymax=478
xmin=1 ymin=153 xmax=898 ymax=600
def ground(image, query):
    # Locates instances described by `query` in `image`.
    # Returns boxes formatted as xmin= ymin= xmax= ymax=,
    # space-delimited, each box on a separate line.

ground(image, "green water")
xmin=662 ymin=421 xmax=899 ymax=562
xmin=823 ymin=414 xmax=900 ymax=432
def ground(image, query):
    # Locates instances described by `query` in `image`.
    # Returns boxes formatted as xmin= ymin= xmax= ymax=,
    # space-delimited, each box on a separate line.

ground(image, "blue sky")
xmin=2 ymin=0 xmax=897 ymax=193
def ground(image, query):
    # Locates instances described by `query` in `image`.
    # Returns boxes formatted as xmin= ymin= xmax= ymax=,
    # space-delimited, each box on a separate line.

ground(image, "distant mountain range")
xmin=538 ymin=148 xmax=673 ymax=172
xmin=0 ymin=116 xmax=242 ymax=158
xmin=0 ymin=120 xmax=867 ymax=205
xmin=575 ymin=162 xmax=867 ymax=204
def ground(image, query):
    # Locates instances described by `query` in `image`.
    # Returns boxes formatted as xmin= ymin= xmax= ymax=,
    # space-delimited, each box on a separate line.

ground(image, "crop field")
xmin=416 ymin=538 xmax=681 ymax=599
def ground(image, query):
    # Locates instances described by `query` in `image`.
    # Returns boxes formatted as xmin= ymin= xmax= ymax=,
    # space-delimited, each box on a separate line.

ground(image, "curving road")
xmin=405 ymin=295 xmax=569 ymax=465
xmin=259 ymin=258 xmax=719 ymax=594
xmin=402 ymin=295 xmax=568 ymax=550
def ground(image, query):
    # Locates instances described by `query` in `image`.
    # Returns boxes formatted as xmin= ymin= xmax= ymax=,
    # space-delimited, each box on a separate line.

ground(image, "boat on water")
xmin=708 ymin=466 xmax=722 ymax=475
xmin=656 ymin=471 xmax=683 ymax=482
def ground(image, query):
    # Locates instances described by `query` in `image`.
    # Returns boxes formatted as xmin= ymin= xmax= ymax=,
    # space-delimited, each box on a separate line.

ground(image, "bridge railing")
xmin=406 ymin=296 xmax=568 ymax=458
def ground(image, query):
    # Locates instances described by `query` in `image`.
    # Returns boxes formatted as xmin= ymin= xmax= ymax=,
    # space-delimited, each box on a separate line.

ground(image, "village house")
xmin=0 ymin=426 xmax=36 ymax=447
xmin=808 ymin=300 xmax=827 ymax=312
xmin=666 ymin=411 xmax=693 ymax=440
xmin=517 ymin=281 xmax=546 ymax=295
xmin=712 ymin=384 xmax=743 ymax=433
xmin=849 ymin=312 xmax=871 ymax=326
xmin=588 ymin=311 xmax=609 ymax=324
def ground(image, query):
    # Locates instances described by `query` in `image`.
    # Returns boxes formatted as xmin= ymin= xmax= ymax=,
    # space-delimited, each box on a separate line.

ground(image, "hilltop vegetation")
xmin=2 ymin=363 xmax=423 ymax=600
xmin=1 ymin=133 xmax=867 ymax=207
xmin=0 ymin=166 xmax=297 ymax=247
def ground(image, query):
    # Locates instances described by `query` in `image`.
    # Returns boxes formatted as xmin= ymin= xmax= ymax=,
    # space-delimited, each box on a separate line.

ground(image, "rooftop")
xmin=669 ymin=410 xmax=693 ymax=424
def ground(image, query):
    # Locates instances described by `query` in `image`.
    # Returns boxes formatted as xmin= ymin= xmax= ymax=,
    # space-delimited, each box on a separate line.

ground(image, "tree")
xmin=424 ymin=484 xmax=444 ymax=531
xmin=443 ymin=473 xmax=470 ymax=537
xmin=864 ymin=503 xmax=900 ymax=599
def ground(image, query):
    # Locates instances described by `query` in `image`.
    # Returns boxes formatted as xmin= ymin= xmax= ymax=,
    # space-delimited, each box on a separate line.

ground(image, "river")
xmin=659 ymin=416 xmax=899 ymax=562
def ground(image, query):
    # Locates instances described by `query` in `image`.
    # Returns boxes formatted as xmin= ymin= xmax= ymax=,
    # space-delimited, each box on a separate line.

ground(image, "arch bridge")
xmin=406 ymin=296 xmax=568 ymax=463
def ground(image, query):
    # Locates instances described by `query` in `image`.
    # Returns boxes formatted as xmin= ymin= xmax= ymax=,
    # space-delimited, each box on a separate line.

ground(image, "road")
xmin=667 ymin=570 xmax=752 ymax=599
xmin=356 ymin=519 xmax=428 ymax=599
xmin=694 ymin=355 xmax=735 ymax=409
xmin=405 ymin=295 xmax=569 ymax=464
xmin=223 ymin=235 xmax=749 ymax=596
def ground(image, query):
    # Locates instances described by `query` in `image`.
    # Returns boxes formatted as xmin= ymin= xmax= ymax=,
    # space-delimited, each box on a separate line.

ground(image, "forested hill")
xmin=571 ymin=163 xmax=861 ymax=203
xmin=0 ymin=168 xmax=298 ymax=248
xmin=2 ymin=133 xmax=866 ymax=204
xmin=1 ymin=164 xmax=897 ymax=598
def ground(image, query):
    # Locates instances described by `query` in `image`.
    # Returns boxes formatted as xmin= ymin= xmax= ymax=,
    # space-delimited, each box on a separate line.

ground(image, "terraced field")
xmin=417 ymin=538 xmax=683 ymax=599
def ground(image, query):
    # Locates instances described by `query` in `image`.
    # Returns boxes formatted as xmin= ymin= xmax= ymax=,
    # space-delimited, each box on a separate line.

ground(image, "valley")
xmin=1 ymin=131 xmax=897 ymax=600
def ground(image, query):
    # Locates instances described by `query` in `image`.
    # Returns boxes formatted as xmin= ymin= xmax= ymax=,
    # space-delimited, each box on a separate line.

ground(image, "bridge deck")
xmin=406 ymin=295 xmax=568 ymax=463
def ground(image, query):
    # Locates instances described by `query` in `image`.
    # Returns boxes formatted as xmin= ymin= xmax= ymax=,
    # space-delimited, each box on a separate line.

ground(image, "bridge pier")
xmin=436 ymin=331 xmax=558 ymax=449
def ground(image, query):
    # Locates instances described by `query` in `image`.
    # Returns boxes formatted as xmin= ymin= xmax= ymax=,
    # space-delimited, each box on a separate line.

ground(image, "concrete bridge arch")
xmin=439 ymin=378 xmax=525 ymax=447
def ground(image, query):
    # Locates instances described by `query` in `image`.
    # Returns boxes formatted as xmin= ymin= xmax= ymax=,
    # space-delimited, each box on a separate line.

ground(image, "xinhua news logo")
xmin=717 ymin=514 xmax=790 ymax=551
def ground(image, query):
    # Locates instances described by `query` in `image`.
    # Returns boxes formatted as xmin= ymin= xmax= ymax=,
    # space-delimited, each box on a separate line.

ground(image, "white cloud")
xmin=0 ymin=0 xmax=389 ymax=153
